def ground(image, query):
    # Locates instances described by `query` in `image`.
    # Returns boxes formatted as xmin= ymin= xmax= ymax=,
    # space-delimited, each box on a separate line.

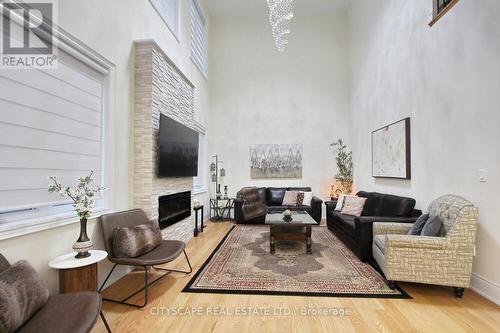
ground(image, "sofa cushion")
xmin=0 ymin=260 xmax=49 ymax=333
xmin=373 ymin=235 xmax=387 ymax=255
xmin=266 ymin=188 xmax=287 ymax=205
xmin=267 ymin=206 xmax=289 ymax=213
xmin=302 ymin=192 xmax=313 ymax=206
xmin=408 ymin=214 xmax=429 ymax=235
xmin=380 ymin=194 xmax=416 ymax=217
xmin=357 ymin=191 xmax=383 ymax=216
xmin=112 ymin=223 xmax=162 ymax=258
xmin=421 ymin=216 xmax=443 ymax=236
xmin=288 ymin=206 xmax=313 ymax=213
xmin=332 ymin=213 xmax=356 ymax=237
xmin=257 ymin=187 xmax=266 ymax=203
xmin=340 ymin=196 xmax=367 ymax=217
xmin=282 ymin=191 xmax=299 ymax=206
xmin=287 ymin=187 xmax=312 ymax=192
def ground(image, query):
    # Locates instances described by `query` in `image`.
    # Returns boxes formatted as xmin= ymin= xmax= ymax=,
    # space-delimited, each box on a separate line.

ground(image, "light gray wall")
xmin=208 ymin=14 xmax=351 ymax=203
xmin=347 ymin=0 xmax=500 ymax=296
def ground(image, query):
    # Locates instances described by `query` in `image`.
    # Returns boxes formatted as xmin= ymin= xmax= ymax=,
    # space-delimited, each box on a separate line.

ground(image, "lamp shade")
xmin=210 ymin=162 xmax=216 ymax=172
xmin=220 ymin=168 xmax=226 ymax=177
xmin=211 ymin=173 xmax=217 ymax=182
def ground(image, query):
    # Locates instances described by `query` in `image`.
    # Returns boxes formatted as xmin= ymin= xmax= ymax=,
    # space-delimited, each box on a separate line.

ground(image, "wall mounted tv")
xmin=158 ymin=114 xmax=199 ymax=177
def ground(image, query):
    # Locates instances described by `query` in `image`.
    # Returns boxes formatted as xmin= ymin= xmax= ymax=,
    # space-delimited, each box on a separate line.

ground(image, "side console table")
xmin=193 ymin=205 xmax=204 ymax=237
xmin=210 ymin=197 xmax=234 ymax=221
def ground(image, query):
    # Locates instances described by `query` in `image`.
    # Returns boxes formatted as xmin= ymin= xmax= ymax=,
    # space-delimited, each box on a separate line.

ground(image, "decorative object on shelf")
xmin=330 ymin=181 xmax=344 ymax=200
xmin=193 ymin=200 xmax=200 ymax=208
xmin=282 ymin=209 xmax=293 ymax=222
xmin=331 ymin=139 xmax=354 ymax=195
xmin=210 ymin=198 xmax=234 ymax=221
xmin=210 ymin=155 xmax=227 ymax=199
xmin=224 ymin=185 xmax=228 ymax=199
xmin=371 ymin=117 xmax=411 ymax=179
xmin=250 ymin=143 xmax=302 ymax=179
xmin=266 ymin=0 xmax=294 ymax=52
xmin=48 ymin=171 xmax=103 ymax=259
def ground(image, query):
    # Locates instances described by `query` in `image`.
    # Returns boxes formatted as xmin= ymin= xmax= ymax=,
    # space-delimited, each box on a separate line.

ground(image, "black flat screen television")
xmin=158 ymin=114 xmax=199 ymax=177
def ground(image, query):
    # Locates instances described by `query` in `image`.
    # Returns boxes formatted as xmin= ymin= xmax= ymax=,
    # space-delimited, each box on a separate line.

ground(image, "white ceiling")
xmin=206 ymin=0 xmax=351 ymax=17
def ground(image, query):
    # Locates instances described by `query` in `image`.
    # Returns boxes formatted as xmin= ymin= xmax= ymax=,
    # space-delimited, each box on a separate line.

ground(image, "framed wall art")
xmin=372 ymin=118 xmax=411 ymax=179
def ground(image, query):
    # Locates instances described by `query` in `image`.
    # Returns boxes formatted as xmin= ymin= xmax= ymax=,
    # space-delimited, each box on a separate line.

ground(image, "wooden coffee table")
xmin=265 ymin=212 xmax=317 ymax=254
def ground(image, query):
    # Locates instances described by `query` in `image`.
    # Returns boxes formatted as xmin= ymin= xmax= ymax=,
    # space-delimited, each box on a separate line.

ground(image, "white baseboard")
xmin=470 ymin=273 xmax=500 ymax=305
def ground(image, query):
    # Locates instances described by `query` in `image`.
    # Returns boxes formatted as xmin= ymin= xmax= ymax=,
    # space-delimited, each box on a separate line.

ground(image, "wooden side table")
xmin=49 ymin=250 xmax=108 ymax=294
xmin=193 ymin=205 xmax=204 ymax=237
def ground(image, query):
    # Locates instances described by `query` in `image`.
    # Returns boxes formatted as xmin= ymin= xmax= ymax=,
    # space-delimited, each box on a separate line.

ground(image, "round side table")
xmin=49 ymin=250 xmax=108 ymax=294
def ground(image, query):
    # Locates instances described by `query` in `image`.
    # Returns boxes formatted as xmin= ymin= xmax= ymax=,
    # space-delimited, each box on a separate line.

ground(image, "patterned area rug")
xmin=183 ymin=226 xmax=410 ymax=298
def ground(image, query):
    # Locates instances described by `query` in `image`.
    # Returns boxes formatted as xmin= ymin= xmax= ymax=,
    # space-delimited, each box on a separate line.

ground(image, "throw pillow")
xmin=302 ymin=192 xmax=313 ymax=206
xmin=340 ymin=196 xmax=367 ymax=217
xmin=0 ymin=260 xmax=49 ymax=333
xmin=112 ymin=223 xmax=162 ymax=258
xmin=421 ymin=215 xmax=443 ymax=237
xmin=334 ymin=194 xmax=345 ymax=211
xmin=282 ymin=191 xmax=299 ymax=206
xmin=296 ymin=192 xmax=305 ymax=206
xmin=407 ymin=214 xmax=430 ymax=236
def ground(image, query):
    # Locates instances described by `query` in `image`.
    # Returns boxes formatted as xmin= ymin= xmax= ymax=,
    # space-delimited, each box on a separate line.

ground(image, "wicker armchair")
xmin=372 ymin=194 xmax=478 ymax=298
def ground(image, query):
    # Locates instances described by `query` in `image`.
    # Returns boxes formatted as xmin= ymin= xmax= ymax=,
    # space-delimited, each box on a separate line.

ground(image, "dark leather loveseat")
xmin=326 ymin=191 xmax=422 ymax=262
xmin=235 ymin=187 xmax=323 ymax=224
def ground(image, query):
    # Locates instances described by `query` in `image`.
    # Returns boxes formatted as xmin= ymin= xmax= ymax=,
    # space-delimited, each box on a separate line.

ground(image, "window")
xmin=0 ymin=22 xmax=113 ymax=239
xmin=190 ymin=0 xmax=208 ymax=76
xmin=429 ymin=0 xmax=459 ymax=27
xmin=193 ymin=131 xmax=207 ymax=194
xmin=149 ymin=0 xmax=180 ymax=40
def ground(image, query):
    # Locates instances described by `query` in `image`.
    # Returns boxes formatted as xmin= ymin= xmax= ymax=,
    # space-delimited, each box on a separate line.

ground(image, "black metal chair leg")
xmin=152 ymin=250 xmax=193 ymax=274
xmin=100 ymin=311 xmax=112 ymax=333
xmin=99 ymin=264 xmax=118 ymax=293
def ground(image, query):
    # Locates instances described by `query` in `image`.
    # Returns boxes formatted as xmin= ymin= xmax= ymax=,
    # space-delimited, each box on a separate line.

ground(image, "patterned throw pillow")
xmin=296 ymin=192 xmax=305 ymax=206
xmin=282 ymin=191 xmax=299 ymax=206
xmin=340 ymin=196 xmax=367 ymax=217
xmin=334 ymin=194 xmax=345 ymax=211
xmin=112 ymin=223 xmax=162 ymax=258
xmin=302 ymin=192 xmax=313 ymax=206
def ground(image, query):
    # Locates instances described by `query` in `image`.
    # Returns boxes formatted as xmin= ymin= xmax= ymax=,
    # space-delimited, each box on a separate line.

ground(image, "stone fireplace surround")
xmin=133 ymin=40 xmax=205 ymax=242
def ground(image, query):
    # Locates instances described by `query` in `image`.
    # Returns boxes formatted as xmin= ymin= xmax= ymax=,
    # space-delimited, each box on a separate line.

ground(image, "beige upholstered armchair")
xmin=372 ymin=194 xmax=478 ymax=298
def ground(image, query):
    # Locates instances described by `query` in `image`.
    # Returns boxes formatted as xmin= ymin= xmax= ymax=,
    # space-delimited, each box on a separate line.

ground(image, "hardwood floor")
xmin=93 ymin=221 xmax=500 ymax=333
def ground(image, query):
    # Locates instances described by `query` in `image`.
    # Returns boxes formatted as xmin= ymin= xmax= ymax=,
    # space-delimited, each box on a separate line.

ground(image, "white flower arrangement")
xmin=48 ymin=170 xmax=103 ymax=220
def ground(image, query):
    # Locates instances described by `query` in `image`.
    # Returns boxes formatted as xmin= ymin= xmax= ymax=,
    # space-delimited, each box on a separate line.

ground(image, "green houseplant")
xmin=330 ymin=139 xmax=354 ymax=195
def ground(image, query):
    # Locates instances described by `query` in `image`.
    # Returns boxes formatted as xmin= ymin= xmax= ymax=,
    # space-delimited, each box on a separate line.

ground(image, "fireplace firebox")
xmin=158 ymin=191 xmax=191 ymax=229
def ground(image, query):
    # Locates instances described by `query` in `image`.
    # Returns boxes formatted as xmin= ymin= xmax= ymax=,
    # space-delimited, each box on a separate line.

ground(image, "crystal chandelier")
xmin=266 ymin=0 xmax=294 ymax=52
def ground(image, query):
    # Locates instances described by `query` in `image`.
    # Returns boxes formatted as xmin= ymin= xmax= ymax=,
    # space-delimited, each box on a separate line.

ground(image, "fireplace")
xmin=158 ymin=191 xmax=191 ymax=229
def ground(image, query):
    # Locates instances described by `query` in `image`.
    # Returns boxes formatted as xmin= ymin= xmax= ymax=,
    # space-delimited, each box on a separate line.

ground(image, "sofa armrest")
xmin=386 ymin=234 xmax=448 ymax=250
xmin=373 ymin=222 xmax=413 ymax=236
xmin=310 ymin=196 xmax=323 ymax=223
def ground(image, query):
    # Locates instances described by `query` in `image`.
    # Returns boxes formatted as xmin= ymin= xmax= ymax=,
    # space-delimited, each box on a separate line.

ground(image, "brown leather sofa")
xmin=326 ymin=191 xmax=422 ymax=262
xmin=234 ymin=187 xmax=323 ymax=224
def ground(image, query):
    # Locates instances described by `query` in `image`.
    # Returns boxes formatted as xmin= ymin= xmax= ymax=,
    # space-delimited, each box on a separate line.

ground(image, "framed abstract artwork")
xmin=372 ymin=118 xmax=411 ymax=179
xmin=249 ymin=144 xmax=302 ymax=179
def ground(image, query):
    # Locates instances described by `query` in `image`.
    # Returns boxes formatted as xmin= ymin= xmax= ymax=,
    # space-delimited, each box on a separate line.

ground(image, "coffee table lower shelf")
xmin=269 ymin=225 xmax=312 ymax=254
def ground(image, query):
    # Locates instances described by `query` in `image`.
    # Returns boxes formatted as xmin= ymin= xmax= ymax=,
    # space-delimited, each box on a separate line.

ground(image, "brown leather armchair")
xmin=99 ymin=209 xmax=192 ymax=308
xmin=0 ymin=254 xmax=110 ymax=333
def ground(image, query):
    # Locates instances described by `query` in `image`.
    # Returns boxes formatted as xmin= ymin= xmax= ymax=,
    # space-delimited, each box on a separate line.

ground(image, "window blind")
xmin=0 ymin=49 xmax=105 ymax=220
xmin=191 ymin=0 xmax=207 ymax=75
xmin=150 ymin=0 xmax=179 ymax=37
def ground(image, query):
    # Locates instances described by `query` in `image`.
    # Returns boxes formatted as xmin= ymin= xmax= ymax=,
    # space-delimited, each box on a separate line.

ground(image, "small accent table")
xmin=210 ymin=197 xmax=234 ymax=221
xmin=193 ymin=205 xmax=204 ymax=237
xmin=49 ymin=250 xmax=108 ymax=294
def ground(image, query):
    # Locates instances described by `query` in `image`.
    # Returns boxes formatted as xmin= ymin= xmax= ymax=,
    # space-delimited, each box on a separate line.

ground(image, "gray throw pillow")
xmin=421 ymin=215 xmax=443 ymax=237
xmin=112 ymin=223 xmax=162 ymax=258
xmin=407 ymin=214 xmax=429 ymax=235
xmin=0 ymin=260 xmax=49 ymax=333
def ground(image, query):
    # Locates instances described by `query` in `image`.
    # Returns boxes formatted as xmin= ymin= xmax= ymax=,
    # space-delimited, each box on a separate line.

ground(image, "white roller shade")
xmin=191 ymin=0 xmax=207 ymax=75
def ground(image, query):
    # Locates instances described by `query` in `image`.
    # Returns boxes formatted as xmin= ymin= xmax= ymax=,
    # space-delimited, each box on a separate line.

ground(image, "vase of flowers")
xmin=48 ymin=171 xmax=103 ymax=259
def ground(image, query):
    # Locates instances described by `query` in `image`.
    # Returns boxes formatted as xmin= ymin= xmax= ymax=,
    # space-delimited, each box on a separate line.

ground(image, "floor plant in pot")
xmin=331 ymin=139 xmax=354 ymax=195
xmin=48 ymin=171 xmax=103 ymax=259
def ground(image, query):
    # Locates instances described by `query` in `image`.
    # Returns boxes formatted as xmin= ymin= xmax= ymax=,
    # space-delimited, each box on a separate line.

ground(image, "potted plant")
xmin=330 ymin=139 xmax=354 ymax=195
xmin=48 ymin=171 xmax=103 ymax=258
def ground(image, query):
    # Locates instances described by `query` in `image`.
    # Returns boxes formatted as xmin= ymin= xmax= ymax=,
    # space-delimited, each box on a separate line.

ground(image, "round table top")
xmin=48 ymin=250 xmax=108 ymax=269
